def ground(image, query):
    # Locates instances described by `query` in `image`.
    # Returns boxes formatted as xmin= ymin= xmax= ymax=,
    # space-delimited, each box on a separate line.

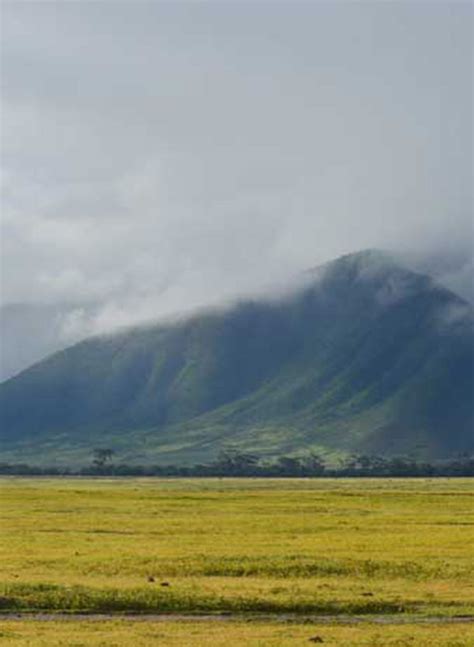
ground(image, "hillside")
xmin=1 ymin=250 xmax=472 ymax=465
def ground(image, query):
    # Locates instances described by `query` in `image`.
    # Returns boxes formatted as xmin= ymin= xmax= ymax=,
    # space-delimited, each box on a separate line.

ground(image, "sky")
xmin=1 ymin=0 xmax=472 ymax=339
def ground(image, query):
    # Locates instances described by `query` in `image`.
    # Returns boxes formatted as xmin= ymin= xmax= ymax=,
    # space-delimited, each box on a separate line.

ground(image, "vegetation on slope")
xmin=1 ymin=250 xmax=472 ymax=464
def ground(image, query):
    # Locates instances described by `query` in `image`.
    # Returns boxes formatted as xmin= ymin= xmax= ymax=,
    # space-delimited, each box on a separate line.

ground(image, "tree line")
xmin=0 ymin=447 xmax=473 ymax=477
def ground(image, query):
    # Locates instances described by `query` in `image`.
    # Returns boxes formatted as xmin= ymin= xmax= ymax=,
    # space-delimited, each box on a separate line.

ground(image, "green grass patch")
xmin=0 ymin=581 xmax=410 ymax=615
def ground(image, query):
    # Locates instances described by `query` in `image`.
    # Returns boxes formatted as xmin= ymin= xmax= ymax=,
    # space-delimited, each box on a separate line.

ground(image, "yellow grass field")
xmin=1 ymin=618 xmax=473 ymax=646
xmin=0 ymin=477 xmax=473 ymax=644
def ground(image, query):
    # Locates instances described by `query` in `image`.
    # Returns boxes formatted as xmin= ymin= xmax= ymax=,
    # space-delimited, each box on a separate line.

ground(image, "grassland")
xmin=0 ymin=478 xmax=473 ymax=643
xmin=1 ymin=618 xmax=473 ymax=646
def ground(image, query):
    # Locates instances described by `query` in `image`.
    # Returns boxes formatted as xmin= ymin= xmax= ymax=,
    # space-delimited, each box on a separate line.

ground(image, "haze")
xmin=1 ymin=0 xmax=472 ymax=346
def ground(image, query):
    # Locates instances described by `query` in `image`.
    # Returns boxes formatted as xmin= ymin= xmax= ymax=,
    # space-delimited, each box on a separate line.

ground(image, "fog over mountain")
xmin=1 ymin=2 xmax=472 ymax=378
xmin=1 ymin=250 xmax=472 ymax=466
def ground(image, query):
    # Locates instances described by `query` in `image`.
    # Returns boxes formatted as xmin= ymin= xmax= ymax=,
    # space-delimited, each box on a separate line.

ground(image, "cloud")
xmin=1 ymin=0 xmax=472 ymax=340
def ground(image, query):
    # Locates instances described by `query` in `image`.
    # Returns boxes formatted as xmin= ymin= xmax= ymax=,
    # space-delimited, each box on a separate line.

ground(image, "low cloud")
xmin=1 ymin=1 xmax=472 ymax=340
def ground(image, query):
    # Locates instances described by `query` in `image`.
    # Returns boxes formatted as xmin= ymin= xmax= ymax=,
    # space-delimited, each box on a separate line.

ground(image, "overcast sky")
xmin=1 ymin=1 xmax=472 ymax=335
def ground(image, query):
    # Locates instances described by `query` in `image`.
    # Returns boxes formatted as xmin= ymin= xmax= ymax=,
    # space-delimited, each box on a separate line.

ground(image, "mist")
xmin=1 ymin=1 xmax=472 ymax=345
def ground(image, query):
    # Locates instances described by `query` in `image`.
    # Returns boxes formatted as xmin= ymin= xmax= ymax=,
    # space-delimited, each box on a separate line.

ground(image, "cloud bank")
xmin=1 ymin=1 xmax=472 ymax=340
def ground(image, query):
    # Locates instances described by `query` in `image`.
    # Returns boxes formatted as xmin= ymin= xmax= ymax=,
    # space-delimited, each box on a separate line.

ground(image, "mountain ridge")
xmin=1 ymin=249 xmax=472 ymax=465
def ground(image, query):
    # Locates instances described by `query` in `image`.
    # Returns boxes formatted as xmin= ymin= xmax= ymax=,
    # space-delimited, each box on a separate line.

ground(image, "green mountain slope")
xmin=1 ymin=250 xmax=473 ymax=465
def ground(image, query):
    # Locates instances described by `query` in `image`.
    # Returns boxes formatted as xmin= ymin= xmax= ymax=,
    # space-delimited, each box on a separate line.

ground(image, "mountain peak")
xmin=1 ymin=248 xmax=472 ymax=465
xmin=308 ymin=249 xmax=398 ymax=282
xmin=304 ymin=248 xmax=430 ymax=306
xmin=333 ymin=247 xmax=392 ymax=266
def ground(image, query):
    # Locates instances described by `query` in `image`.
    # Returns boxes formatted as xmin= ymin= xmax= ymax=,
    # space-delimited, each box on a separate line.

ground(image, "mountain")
xmin=1 ymin=250 xmax=473 ymax=466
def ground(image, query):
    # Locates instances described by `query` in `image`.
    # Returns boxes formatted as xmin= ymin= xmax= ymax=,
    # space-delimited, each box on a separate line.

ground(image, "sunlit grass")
xmin=1 ymin=618 xmax=473 ymax=646
xmin=0 ymin=478 xmax=473 ymax=615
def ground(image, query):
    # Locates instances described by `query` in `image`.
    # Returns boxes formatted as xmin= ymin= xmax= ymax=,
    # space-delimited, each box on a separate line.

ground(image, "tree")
xmin=304 ymin=452 xmax=326 ymax=475
xmin=92 ymin=448 xmax=114 ymax=469
xmin=275 ymin=455 xmax=304 ymax=476
xmin=215 ymin=447 xmax=259 ymax=475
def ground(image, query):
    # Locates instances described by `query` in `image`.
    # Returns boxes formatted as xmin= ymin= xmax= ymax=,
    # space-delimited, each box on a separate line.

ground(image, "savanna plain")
xmin=0 ymin=477 xmax=473 ymax=645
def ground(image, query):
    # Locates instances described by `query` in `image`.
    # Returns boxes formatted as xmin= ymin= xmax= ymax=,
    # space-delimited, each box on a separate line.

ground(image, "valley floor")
xmin=1 ymin=616 xmax=474 ymax=646
xmin=0 ymin=477 xmax=473 ymax=644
